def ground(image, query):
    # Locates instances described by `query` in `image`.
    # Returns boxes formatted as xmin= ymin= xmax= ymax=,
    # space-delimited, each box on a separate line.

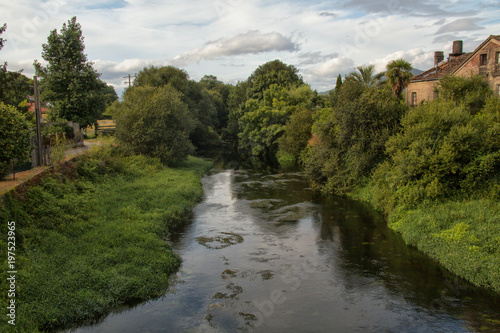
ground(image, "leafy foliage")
xmin=227 ymin=60 xmax=311 ymax=164
xmin=114 ymin=85 xmax=195 ymax=164
xmin=34 ymin=17 xmax=112 ymax=128
xmin=348 ymin=64 xmax=384 ymax=87
xmin=0 ymin=102 xmax=32 ymax=178
xmin=238 ymin=84 xmax=317 ymax=166
xmin=372 ymin=96 xmax=500 ymax=212
xmin=0 ymin=146 xmax=211 ymax=331
xmin=0 ymin=24 xmax=34 ymax=115
xmin=247 ymin=59 xmax=304 ymax=100
xmin=0 ymin=71 xmax=32 ymax=112
xmin=385 ymin=59 xmax=413 ymax=99
xmin=132 ymin=66 xmax=226 ymax=148
xmin=436 ymin=75 xmax=493 ymax=114
xmin=304 ymin=81 xmax=406 ymax=193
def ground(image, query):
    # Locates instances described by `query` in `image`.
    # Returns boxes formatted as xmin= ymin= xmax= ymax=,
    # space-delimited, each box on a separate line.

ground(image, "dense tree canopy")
xmin=373 ymin=79 xmax=500 ymax=212
xmin=226 ymin=59 xmax=312 ymax=163
xmin=436 ymin=75 xmax=492 ymax=114
xmin=34 ymin=17 xmax=111 ymax=128
xmin=0 ymin=24 xmax=33 ymax=114
xmin=303 ymin=80 xmax=407 ymax=193
xmin=132 ymin=66 xmax=225 ymax=148
xmin=114 ymin=85 xmax=194 ymax=164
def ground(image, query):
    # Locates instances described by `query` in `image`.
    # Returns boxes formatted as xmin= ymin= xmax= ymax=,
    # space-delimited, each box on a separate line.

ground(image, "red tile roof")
xmin=411 ymin=53 xmax=471 ymax=82
xmin=411 ymin=35 xmax=500 ymax=83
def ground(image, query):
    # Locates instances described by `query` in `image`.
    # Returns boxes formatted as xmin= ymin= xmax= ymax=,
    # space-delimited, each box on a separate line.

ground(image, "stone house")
xmin=406 ymin=35 xmax=500 ymax=106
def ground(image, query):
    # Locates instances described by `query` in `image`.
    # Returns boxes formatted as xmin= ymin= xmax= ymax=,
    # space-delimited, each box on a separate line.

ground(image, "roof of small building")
xmin=410 ymin=35 xmax=500 ymax=83
xmin=411 ymin=53 xmax=471 ymax=82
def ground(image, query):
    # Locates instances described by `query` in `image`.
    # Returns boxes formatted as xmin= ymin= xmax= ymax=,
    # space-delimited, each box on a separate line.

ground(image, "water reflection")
xmin=71 ymin=169 xmax=500 ymax=333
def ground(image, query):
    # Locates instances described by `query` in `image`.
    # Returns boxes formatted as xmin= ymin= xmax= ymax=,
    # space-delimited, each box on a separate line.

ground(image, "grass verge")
xmin=352 ymin=184 xmax=500 ymax=294
xmin=0 ymin=145 xmax=212 ymax=332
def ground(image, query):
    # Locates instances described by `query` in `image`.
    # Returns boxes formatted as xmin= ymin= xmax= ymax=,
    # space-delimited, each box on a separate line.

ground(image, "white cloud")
xmin=435 ymin=18 xmax=484 ymax=34
xmin=169 ymin=31 xmax=299 ymax=66
xmin=0 ymin=0 xmax=497 ymax=97
xmin=368 ymin=48 xmax=434 ymax=73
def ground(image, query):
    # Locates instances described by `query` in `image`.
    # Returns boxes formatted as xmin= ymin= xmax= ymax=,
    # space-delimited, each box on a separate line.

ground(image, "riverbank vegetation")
xmin=0 ymin=145 xmax=211 ymax=332
xmin=222 ymin=59 xmax=500 ymax=293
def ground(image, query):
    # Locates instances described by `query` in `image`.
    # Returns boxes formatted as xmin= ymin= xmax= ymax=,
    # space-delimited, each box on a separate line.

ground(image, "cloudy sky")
xmin=1 ymin=0 xmax=499 ymax=96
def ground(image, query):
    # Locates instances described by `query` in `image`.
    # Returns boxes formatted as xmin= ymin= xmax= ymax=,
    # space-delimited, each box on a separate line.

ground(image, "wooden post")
xmin=12 ymin=160 xmax=15 ymax=181
xmin=34 ymin=76 xmax=43 ymax=166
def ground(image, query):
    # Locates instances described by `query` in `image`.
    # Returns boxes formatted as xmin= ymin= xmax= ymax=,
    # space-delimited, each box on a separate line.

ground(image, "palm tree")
xmin=348 ymin=64 xmax=383 ymax=87
xmin=385 ymin=59 xmax=413 ymax=99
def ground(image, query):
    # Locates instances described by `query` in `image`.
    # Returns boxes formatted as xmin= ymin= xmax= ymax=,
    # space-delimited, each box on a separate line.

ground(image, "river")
xmin=72 ymin=169 xmax=500 ymax=332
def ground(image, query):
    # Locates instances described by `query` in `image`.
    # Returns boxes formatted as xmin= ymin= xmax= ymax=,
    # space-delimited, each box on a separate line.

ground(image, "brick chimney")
xmin=450 ymin=40 xmax=463 ymax=57
xmin=434 ymin=51 xmax=444 ymax=66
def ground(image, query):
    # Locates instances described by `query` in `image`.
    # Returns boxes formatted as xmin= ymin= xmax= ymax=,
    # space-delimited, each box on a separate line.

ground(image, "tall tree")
xmin=34 ymin=17 xmax=105 ymax=128
xmin=335 ymin=73 xmax=343 ymax=91
xmin=0 ymin=23 xmax=6 ymax=69
xmin=133 ymin=65 xmax=222 ymax=148
xmin=248 ymin=59 xmax=304 ymax=100
xmin=385 ymin=58 xmax=413 ymax=99
xmin=348 ymin=64 xmax=383 ymax=87
xmin=0 ymin=23 xmax=8 ymax=92
xmin=0 ymin=23 xmax=33 ymax=114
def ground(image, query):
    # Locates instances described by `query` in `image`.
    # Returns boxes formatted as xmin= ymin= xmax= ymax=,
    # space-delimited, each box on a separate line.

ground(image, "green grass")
xmin=388 ymin=200 xmax=500 ymax=293
xmin=0 ymin=146 xmax=212 ymax=332
xmin=351 ymin=182 xmax=500 ymax=294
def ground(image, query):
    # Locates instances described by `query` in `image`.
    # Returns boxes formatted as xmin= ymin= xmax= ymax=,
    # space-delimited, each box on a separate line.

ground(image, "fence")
xmin=31 ymin=121 xmax=84 ymax=167
xmin=95 ymin=119 xmax=116 ymax=135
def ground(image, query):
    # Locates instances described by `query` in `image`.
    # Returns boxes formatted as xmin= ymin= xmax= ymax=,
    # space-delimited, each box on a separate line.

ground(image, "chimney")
xmin=434 ymin=51 xmax=444 ymax=66
xmin=450 ymin=40 xmax=463 ymax=56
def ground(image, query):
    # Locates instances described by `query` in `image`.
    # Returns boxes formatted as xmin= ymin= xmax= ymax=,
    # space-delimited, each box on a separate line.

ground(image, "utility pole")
xmin=33 ymin=76 xmax=43 ymax=166
xmin=124 ymin=74 xmax=136 ymax=88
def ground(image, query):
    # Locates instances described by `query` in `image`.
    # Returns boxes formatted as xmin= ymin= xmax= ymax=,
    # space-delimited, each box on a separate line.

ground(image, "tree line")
xmin=3 ymin=15 xmax=500 ymax=206
xmin=0 ymin=18 xmax=117 ymax=178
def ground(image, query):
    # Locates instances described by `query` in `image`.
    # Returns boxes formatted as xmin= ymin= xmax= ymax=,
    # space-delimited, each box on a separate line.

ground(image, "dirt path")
xmin=0 ymin=141 xmax=100 ymax=197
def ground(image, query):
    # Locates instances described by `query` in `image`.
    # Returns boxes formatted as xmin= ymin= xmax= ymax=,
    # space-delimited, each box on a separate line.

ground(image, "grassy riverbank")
xmin=0 ymin=145 xmax=211 ymax=332
xmin=354 ymin=185 xmax=500 ymax=294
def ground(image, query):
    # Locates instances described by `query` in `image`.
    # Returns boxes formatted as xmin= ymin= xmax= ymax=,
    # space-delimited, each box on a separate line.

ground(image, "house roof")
xmin=411 ymin=53 xmax=471 ymax=82
xmin=410 ymin=35 xmax=500 ymax=83
xmin=28 ymin=102 xmax=49 ymax=113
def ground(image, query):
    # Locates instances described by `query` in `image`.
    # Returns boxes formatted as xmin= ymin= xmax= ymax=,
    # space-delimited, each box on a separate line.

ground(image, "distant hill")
xmin=412 ymin=69 xmax=424 ymax=76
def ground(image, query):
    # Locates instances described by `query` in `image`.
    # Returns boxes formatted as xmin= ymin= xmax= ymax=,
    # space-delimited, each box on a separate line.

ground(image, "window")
xmin=480 ymin=53 xmax=488 ymax=66
xmin=411 ymin=92 xmax=417 ymax=106
xmin=496 ymin=52 xmax=500 ymax=64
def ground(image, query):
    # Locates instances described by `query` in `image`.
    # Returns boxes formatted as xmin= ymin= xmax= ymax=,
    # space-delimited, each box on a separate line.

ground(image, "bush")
xmin=114 ymin=85 xmax=195 ymax=164
xmin=0 ymin=102 xmax=32 ymax=178
xmin=372 ymin=97 xmax=500 ymax=213
xmin=436 ymin=75 xmax=493 ymax=114
xmin=304 ymin=83 xmax=406 ymax=194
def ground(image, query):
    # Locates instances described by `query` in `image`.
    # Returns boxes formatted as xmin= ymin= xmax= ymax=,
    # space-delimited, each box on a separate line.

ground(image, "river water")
xmin=73 ymin=169 xmax=500 ymax=332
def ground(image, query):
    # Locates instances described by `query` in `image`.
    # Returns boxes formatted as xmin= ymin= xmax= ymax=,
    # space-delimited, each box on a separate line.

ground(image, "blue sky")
xmin=1 ymin=0 xmax=499 ymax=96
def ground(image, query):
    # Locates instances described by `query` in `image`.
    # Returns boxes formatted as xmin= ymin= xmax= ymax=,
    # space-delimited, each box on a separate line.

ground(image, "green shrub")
xmin=114 ymin=85 xmax=195 ymax=165
xmin=0 ymin=102 xmax=32 ymax=178
xmin=304 ymin=83 xmax=406 ymax=194
xmin=372 ymin=97 xmax=500 ymax=213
